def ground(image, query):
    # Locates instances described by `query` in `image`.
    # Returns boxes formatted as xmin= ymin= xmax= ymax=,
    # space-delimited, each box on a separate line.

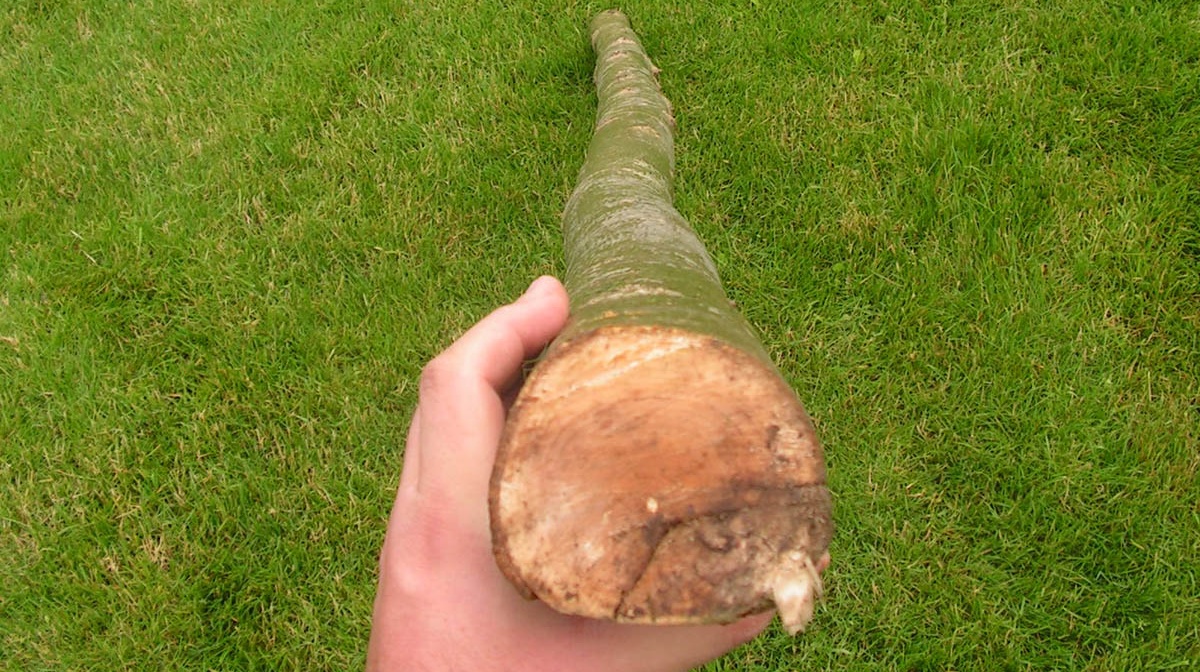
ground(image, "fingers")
xmin=411 ymin=277 xmax=569 ymax=522
xmin=563 ymin=614 xmax=773 ymax=672
xmin=627 ymin=616 xmax=772 ymax=672
xmin=562 ymin=552 xmax=833 ymax=671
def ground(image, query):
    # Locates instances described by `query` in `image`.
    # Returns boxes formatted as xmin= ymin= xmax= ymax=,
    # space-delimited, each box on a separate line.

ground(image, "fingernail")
xmin=519 ymin=276 xmax=553 ymax=302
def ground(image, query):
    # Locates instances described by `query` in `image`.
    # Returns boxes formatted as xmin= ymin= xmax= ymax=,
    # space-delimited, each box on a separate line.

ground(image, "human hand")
xmin=366 ymin=276 xmax=815 ymax=671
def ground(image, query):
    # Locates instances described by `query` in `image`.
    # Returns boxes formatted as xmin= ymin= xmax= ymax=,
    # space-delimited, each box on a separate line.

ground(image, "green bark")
xmin=559 ymin=10 xmax=769 ymax=363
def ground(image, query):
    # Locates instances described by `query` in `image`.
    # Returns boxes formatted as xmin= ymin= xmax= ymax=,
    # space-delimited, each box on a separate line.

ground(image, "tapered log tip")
xmin=590 ymin=8 xmax=631 ymax=33
xmin=490 ymin=325 xmax=833 ymax=626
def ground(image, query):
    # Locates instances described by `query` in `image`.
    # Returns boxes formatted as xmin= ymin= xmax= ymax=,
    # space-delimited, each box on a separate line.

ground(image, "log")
xmin=489 ymin=9 xmax=833 ymax=635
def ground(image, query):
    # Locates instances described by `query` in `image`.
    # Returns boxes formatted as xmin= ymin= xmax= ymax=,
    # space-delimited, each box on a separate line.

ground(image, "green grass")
xmin=2 ymin=0 xmax=1197 ymax=669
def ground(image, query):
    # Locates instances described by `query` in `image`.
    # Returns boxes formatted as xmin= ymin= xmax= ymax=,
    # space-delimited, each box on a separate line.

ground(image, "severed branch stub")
xmin=489 ymin=9 xmax=833 ymax=635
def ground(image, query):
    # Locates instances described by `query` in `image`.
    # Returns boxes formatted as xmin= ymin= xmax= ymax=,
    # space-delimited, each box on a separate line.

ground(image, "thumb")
xmin=412 ymin=276 xmax=569 ymax=519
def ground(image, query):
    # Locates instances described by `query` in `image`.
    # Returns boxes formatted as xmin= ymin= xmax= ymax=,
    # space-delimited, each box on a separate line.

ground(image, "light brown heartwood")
xmin=489 ymin=9 xmax=833 ymax=635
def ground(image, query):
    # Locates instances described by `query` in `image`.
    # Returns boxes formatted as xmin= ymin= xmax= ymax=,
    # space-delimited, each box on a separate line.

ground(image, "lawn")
xmin=2 ymin=0 xmax=1198 ymax=669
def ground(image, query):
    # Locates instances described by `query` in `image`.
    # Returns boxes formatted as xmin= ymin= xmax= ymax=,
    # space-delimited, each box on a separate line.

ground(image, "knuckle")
xmin=418 ymin=355 xmax=458 ymax=399
xmin=380 ymin=507 xmax=451 ymax=591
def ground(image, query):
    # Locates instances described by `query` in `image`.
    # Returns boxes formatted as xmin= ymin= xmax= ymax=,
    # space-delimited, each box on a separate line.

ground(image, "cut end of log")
xmin=490 ymin=325 xmax=833 ymax=626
